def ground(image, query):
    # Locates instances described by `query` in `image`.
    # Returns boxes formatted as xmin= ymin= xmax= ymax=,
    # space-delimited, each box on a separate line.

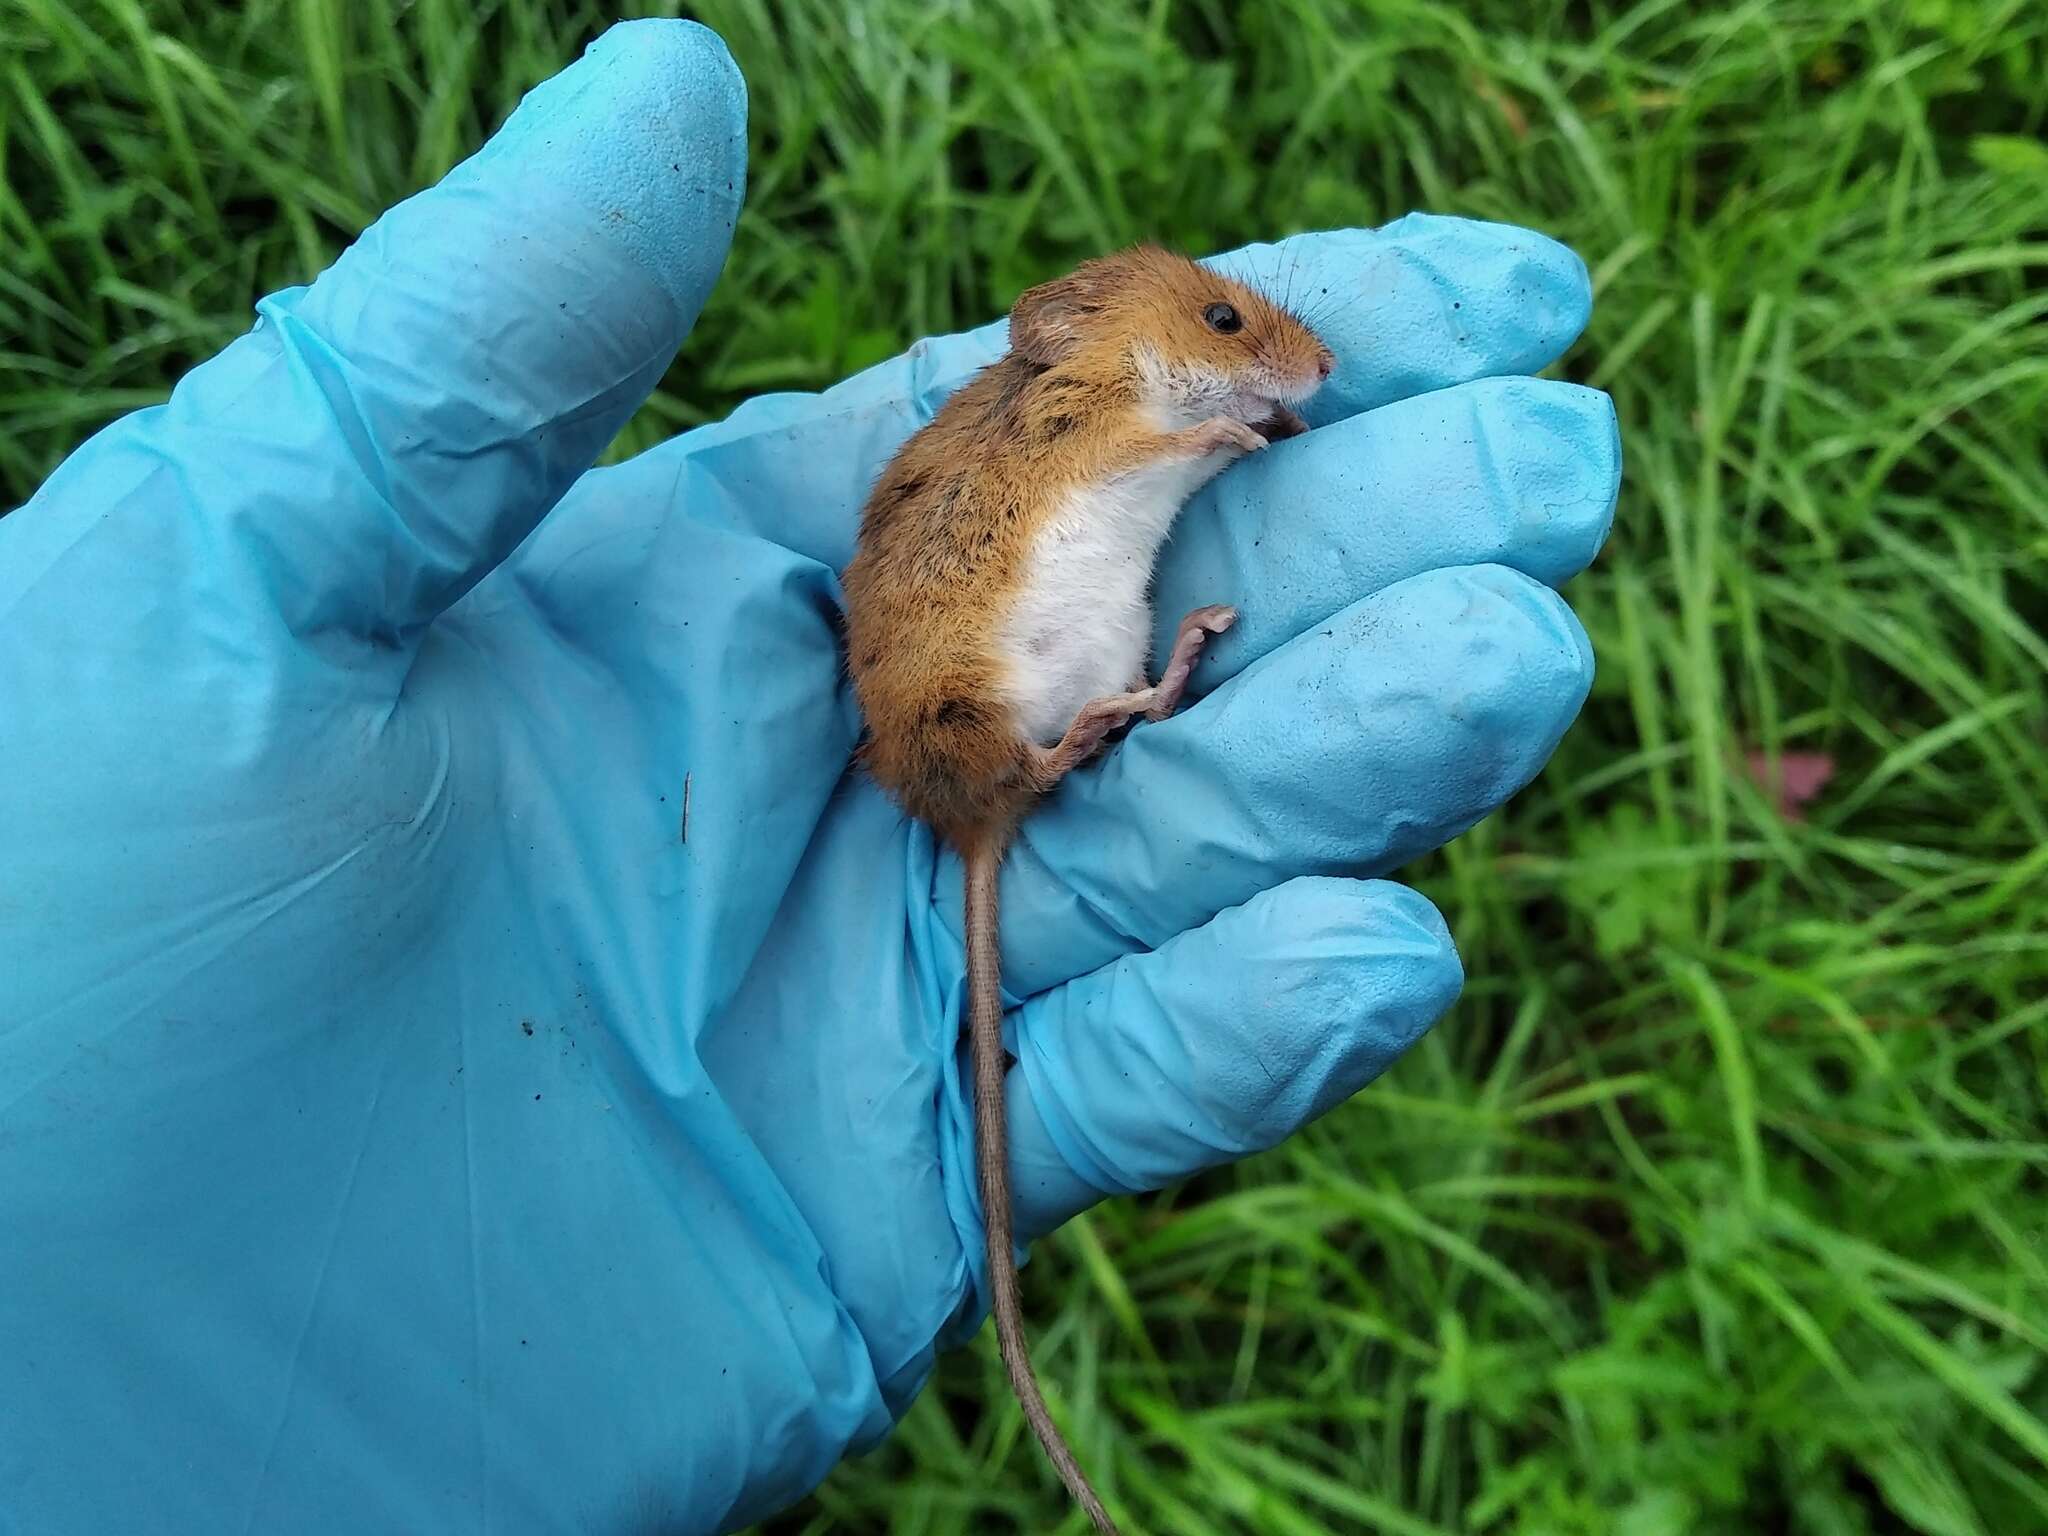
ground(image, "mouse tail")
xmin=964 ymin=844 xmax=1124 ymax=1536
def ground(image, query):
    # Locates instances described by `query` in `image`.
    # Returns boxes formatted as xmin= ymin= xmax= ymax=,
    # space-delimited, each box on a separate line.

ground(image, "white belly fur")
xmin=996 ymin=453 xmax=1228 ymax=746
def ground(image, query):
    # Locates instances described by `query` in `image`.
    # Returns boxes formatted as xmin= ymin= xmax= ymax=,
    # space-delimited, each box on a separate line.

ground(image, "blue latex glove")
xmin=0 ymin=19 xmax=1617 ymax=1534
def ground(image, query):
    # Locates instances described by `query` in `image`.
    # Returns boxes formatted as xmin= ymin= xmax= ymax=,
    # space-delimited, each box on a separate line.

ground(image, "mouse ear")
xmin=1008 ymin=265 xmax=1109 ymax=366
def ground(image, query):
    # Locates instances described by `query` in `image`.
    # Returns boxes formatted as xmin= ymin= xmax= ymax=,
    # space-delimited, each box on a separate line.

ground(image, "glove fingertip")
xmin=1352 ymin=876 xmax=1465 ymax=1031
xmin=1001 ymin=876 xmax=1465 ymax=1243
xmin=1375 ymin=209 xmax=1594 ymax=346
xmin=1243 ymin=877 xmax=1463 ymax=1114
xmin=465 ymin=17 xmax=748 ymax=321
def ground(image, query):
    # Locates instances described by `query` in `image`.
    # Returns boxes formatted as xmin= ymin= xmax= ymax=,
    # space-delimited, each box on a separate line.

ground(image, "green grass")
xmin=6 ymin=0 xmax=2048 ymax=1531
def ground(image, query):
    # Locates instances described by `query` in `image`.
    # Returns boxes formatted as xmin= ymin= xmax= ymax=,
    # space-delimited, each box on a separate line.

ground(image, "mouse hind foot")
xmin=1142 ymin=603 xmax=1236 ymax=720
xmin=1026 ymin=603 xmax=1237 ymax=792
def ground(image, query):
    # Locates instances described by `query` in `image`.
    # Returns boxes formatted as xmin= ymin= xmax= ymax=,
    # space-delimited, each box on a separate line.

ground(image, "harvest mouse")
xmin=842 ymin=244 xmax=1333 ymax=1533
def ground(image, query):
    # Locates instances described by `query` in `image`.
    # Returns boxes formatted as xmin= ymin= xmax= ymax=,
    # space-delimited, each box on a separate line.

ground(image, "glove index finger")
xmin=1210 ymin=214 xmax=1593 ymax=427
xmin=133 ymin=20 xmax=745 ymax=646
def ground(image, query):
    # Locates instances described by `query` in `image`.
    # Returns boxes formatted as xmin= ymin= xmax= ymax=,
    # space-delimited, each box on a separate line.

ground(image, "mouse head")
xmin=1007 ymin=244 xmax=1335 ymax=438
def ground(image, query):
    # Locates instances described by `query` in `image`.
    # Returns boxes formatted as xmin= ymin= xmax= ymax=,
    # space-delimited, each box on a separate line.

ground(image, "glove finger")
xmin=954 ymin=564 xmax=1591 ymax=996
xmin=64 ymin=20 xmax=744 ymax=647
xmin=641 ymin=214 xmax=1590 ymax=569
xmin=1211 ymin=214 xmax=1592 ymax=428
xmin=1151 ymin=375 xmax=1617 ymax=689
xmin=994 ymin=876 xmax=1462 ymax=1244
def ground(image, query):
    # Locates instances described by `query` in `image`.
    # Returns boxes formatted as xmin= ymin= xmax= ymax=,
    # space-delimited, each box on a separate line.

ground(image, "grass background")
xmin=5 ymin=0 xmax=2047 ymax=1531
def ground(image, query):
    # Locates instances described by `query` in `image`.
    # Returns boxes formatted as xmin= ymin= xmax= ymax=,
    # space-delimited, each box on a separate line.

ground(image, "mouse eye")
xmin=1203 ymin=302 xmax=1242 ymax=334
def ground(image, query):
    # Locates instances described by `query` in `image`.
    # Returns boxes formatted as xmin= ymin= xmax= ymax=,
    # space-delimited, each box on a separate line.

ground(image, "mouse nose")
xmin=1316 ymin=352 xmax=1334 ymax=380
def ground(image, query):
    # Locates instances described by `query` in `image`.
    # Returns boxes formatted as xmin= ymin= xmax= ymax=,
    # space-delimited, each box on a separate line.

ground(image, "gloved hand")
xmin=0 ymin=19 xmax=1617 ymax=1535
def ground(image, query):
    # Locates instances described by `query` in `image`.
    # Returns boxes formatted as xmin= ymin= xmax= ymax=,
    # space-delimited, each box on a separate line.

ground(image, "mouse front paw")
xmin=1187 ymin=417 xmax=1270 ymax=458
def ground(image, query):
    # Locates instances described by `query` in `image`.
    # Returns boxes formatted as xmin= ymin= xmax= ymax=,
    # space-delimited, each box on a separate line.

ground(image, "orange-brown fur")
xmin=841 ymin=243 xmax=1332 ymax=1536
xmin=843 ymin=243 xmax=1330 ymax=852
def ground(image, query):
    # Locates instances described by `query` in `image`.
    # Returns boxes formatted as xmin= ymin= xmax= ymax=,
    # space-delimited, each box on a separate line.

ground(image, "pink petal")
xmin=1744 ymin=750 xmax=1837 ymax=821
